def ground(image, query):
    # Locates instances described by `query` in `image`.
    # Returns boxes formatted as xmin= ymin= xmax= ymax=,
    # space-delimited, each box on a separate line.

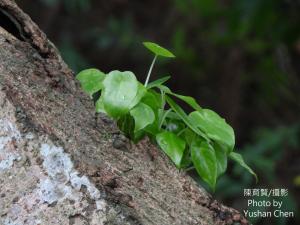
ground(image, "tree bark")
xmin=0 ymin=1 xmax=249 ymax=224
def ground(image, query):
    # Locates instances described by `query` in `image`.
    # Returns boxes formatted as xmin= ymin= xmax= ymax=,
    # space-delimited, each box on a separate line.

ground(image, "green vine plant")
xmin=76 ymin=41 xmax=257 ymax=191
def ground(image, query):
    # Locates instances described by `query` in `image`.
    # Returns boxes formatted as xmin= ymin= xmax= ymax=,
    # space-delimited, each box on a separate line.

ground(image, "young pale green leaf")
xmin=189 ymin=110 xmax=235 ymax=152
xmin=102 ymin=70 xmax=138 ymax=119
xmin=156 ymin=131 xmax=186 ymax=167
xmin=130 ymin=102 xmax=155 ymax=132
xmin=143 ymin=42 xmax=175 ymax=58
xmin=191 ymin=139 xmax=217 ymax=191
xmin=214 ymin=143 xmax=227 ymax=177
xmin=166 ymin=96 xmax=209 ymax=141
xmin=158 ymin=85 xmax=202 ymax=111
xmin=76 ymin=69 xmax=105 ymax=96
xmin=146 ymin=76 xmax=171 ymax=89
xmin=229 ymin=152 xmax=258 ymax=182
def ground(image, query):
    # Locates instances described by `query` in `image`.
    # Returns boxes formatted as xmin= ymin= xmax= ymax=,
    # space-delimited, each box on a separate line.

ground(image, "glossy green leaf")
xmin=214 ymin=143 xmax=227 ymax=177
xmin=102 ymin=70 xmax=138 ymax=118
xmin=76 ymin=69 xmax=105 ymax=96
xmin=189 ymin=110 xmax=235 ymax=152
xmin=191 ymin=139 xmax=217 ymax=190
xmin=229 ymin=152 xmax=258 ymax=182
xmin=147 ymin=76 xmax=171 ymax=89
xmin=166 ymin=96 xmax=209 ymax=141
xmin=143 ymin=42 xmax=175 ymax=58
xmin=156 ymin=131 xmax=186 ymax=167
xmin=130 ymin=102 xmax=155 ymax=132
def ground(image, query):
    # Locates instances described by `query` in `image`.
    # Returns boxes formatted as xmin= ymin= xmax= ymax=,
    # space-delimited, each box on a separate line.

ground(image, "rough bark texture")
xmin=0 ymin=1 xmax=249 ymax=224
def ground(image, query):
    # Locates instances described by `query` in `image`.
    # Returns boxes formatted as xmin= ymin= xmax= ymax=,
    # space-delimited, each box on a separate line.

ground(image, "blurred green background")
xmin=16 ymin=0 xmax=300 ymax=224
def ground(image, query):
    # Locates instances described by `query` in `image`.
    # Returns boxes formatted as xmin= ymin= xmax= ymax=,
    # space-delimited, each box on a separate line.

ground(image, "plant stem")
xmin=144 ymin=55 xmax=157 ymax=87
xmin=184 ymin=166 xmax=195 ymax=172
xmin=177 ymin=127 xmax=187 ymax=137
xmin=159 ymin=108 xmax=172 ymax=129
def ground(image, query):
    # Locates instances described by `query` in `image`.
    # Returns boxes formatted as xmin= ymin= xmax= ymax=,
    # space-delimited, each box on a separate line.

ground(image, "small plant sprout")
xmin=142 ymin=42 xmax=175 ymax=87
xmin=76 ymin=41 xmax=257 ymax=191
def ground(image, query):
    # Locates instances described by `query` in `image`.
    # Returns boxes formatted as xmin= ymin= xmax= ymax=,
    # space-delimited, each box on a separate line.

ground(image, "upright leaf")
xmin=102 ymin=70 xmax=138 ymax=118
xmin=143 ymin=42 xmax=175 ymax=58
xmin=156 ymin=131 xmax=186 ymax=167
xmin=229 ymin=152 xmax=258 ymax=182
xmin=130 ymin=102 xmax=155 ymax=132
xmin=191 ymin=139 xmax=217 ymax=191
xmin=76 ymin=69 xmax=105 ymax=96
xmin=189 ymin=110 xmax=235 ymax=152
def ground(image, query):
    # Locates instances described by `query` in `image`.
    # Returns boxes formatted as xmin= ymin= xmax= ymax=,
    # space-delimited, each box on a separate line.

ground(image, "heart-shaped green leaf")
xmin=229 ymin=152 xmax=258 ymax=182
xmin=191 ymin=139 xmax=217 ymax=191
xmin=147 ymin=76 xmax=171 ymax=89
xmin=143 ymin=42 xmax=175 ymax=58
xmin=76 ymin=69 xmax=105 ymax=96
xmin=102 ymin=70 xmax=138 ymax=119
xmin=156 ymin=131 xmax=186 ymax=167
xmin=130 ymin=102 xmax=155 ymax=132
xmin=189 ymin=110 xmax=235 ymax=152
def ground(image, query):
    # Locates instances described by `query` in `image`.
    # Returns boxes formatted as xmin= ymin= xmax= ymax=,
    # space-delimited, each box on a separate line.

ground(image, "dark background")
xmin=16 ymin=0 xmax=300 ymax=224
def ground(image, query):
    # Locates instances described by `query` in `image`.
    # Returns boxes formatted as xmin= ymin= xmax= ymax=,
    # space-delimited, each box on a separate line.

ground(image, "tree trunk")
xmin=0 ymin=1 xmax=248 ymax=224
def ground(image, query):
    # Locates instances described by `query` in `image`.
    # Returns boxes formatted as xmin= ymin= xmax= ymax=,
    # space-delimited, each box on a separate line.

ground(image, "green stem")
xmin=177 ymin=127 xmax=187 ymax=137
xmin=159 ymin=108 xmax=172 ymax=129
xmin=144 ymin=55 xmax=157 ymax=87
xmin=184 ymin=166 xmax=195 ymax=172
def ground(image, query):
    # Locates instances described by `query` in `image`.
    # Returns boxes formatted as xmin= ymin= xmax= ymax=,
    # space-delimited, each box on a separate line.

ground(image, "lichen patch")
xmin=0 ymin=119 xmax=21 ymax=171
xmin=0 ymin=93 xmax=107 ymax=225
